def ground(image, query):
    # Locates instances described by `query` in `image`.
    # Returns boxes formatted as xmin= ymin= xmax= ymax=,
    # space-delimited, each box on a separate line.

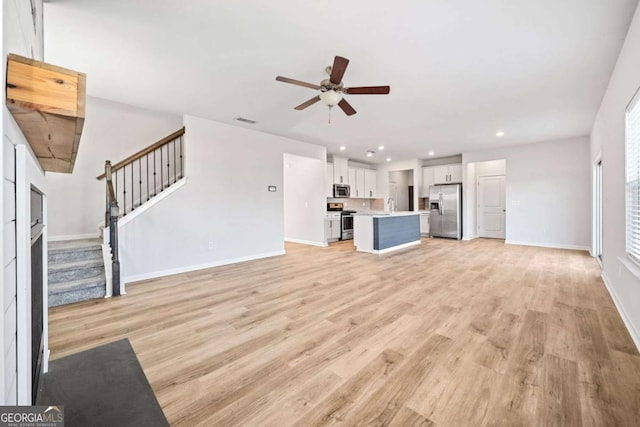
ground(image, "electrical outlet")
xmin=208 ymin=241 xmax=215 ymax=250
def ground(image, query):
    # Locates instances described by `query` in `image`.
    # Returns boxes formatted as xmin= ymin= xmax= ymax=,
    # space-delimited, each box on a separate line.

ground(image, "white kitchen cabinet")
xmin=420 ymin=212 xmax=430 ymax=235
xmin=348 ymin=167 xmax=367 ymax=198
xmin=348 ymin=167 xmax=356 ymax=192
xmin=448 ymin=164 xmax=462 ymax=183
xmin=333 ymin=156 xmax=349 ymax=185
xmin=326 ymin=163 xmax=334 ymax=197
xmin=422 ymin=167 xmax=434 ymax=197
xmin=364 ymin=169 xmax=377 ymax=198
xmin=325 ymin=213 xmax=341 ymax=241
xmin=433 ymin=163 xmax=462 ymax=184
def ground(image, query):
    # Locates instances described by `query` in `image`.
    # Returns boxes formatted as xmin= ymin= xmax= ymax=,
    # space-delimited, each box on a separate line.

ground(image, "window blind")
xmin=626 ymin=88 xmax=640 ymax=265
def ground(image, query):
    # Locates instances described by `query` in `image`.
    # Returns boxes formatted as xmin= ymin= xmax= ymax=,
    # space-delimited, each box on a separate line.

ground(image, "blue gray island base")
xmin=353 ymin=212 xmax=421 ymax=254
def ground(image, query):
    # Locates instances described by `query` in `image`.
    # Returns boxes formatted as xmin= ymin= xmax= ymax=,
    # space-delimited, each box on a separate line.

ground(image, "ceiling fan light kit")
xmin=276 ymin=55 xmax=390 ymax=123
xmin=319 ymin=90 xmax=343 ymax=107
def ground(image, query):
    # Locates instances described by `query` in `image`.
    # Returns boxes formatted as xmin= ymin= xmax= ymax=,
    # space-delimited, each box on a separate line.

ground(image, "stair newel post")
xmin=104 ymin=160 xmax=112 ymax=227
xmin=110 ymin=202 xmax=121 ymax=296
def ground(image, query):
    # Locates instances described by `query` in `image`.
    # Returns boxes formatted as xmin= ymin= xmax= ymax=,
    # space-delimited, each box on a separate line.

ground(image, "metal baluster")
xmin=166 ymin=143 xmax=170 ymax=189
xmin=146 ymin=155 xmax=149 ymax=201
xmin=138 ymin=158 xmax=142 ymax=208
xmin=174 ymin=139 xmax=177 ymax=183
xmin=131 ymin=162 xmax=134 ymax=211
xmin=179 ymin=135 xmax=183 ymax=179
xmin=123 ymin=165 xmax=127 ymax=215
xmin=160 ymin=146 xmax=163 ymax=191
xmin=153 ymin=150 xmax=157 ymax=196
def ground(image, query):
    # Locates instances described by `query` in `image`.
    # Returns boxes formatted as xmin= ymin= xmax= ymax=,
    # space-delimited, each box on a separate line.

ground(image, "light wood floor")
xmin=48 ymin=238 xmax=640 ymax=426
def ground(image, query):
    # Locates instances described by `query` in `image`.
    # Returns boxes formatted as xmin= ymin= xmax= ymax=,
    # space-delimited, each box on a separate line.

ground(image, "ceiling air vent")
xmin=236 ymin=117 xmax=257 ymax=124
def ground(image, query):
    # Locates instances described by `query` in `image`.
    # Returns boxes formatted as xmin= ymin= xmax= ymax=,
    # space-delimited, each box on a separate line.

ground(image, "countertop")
xmin=354 ymin=211 xmax=421 ymax=217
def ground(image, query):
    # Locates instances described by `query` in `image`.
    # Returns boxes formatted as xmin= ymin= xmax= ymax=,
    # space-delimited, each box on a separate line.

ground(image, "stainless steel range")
xmin=340 ymin=210 xmax=356 ymax=240
xmin=327 ymin=203 xmax=356 ymax=241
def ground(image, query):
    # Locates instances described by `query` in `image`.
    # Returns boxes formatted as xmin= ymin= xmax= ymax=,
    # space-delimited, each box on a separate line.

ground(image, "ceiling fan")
xmin=275 ymin=56 xmax=390 ymax=118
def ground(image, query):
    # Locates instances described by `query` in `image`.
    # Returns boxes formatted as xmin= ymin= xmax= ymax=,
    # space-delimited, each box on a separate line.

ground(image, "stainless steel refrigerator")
xmin=429 ymin=183 xmax=462 ymax=239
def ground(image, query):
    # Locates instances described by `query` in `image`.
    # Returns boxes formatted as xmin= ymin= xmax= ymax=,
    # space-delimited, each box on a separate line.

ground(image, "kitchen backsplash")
xmin=328 ymin=197 xmax=378 ymax=210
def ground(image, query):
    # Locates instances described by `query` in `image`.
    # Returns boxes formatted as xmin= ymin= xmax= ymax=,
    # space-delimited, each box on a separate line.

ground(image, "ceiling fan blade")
xmin=329 ymin=56 xmax=349 ymax=84
xmin=338 ymin=99 xmax=357 ymax=116
xmin=294 ymin=95 xmax=321 ymax=110
xmin=276 ymin=76 xmax=321 ymax=90
xmin=345 ymin=86 xmax=391 ymax=95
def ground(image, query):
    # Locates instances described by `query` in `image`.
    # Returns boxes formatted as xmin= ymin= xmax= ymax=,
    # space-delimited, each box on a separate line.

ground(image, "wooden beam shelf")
xmin=6 ymin=54 xmax=86 ymax=173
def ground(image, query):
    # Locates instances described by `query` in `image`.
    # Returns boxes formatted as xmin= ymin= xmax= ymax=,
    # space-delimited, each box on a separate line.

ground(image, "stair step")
xmin=49 ymin=259 xmax=104 ymax=284
xmin=49 ymin=275 xmax=106 ymax=295
xmin=48 ymin=239 xmax=103 ymax=264
xmin=48 ymin=238 xmax=102 ymax=252
xmin=49 ymin=285 xmax=105 ymax=307
xmin=49 ymin=258 xmax=104 ymax=272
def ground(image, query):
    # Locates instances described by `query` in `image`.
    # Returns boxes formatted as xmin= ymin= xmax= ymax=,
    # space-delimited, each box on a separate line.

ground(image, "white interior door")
xmin=477 ymin=175 xmax=506 ymax=239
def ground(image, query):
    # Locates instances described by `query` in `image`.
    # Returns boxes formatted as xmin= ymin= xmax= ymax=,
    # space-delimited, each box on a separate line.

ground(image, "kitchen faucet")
xmin=387 ymin=198 xmax=395 ymax=212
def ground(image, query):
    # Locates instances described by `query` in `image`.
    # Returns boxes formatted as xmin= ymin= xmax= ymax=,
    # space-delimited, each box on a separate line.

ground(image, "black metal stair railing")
xmin=98 ymin=127 xmax=185 ymax=297
xmin=98 ymin=127 xmax=185 ymax=216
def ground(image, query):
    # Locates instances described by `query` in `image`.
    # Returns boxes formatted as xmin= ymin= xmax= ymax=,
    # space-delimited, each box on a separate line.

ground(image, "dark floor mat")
xmin=37 ymin=338 xmax=169 ymax=427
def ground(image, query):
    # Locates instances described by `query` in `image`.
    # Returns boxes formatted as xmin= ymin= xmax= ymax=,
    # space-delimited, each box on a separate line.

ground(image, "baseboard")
xmin=505 ymin=240 xmax=590 ymax=252
xmin=123 ymin=250 xmax=286 ymax=284
xmin=600 ymin=272 xmax=640 ymax=352
xmin=284 ymin=238 xmax=327 ymax=247
xmin=462 ymin=235 xmax=478 ymax=241
xmin=48 ymin=233 xmax=99 ymax=242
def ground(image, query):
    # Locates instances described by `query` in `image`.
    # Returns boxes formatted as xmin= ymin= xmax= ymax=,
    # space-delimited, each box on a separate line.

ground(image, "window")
xmin=626 ymin=88 xmax=640 ymax=264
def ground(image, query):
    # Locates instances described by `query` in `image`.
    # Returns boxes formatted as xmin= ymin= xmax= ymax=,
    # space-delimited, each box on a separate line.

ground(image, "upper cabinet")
xmin=327 ymin=156 xmax=378 ymax=199
xmin=348 ymin=167 xmax=366 ymax=198
xmin=421 ymin=167 xmax=435 ymax=197
xmin=6 ymin=54 xmax=86 ymax=173
xmin=333 ymin=156 xmax=349 ymax=185
xmin=364 ymin=169 xmax=377 ymax=199
xmin=422 ymin=163 xmax=462 ymax=193
xmin=432 ymin=163 xmax=462 ymax=184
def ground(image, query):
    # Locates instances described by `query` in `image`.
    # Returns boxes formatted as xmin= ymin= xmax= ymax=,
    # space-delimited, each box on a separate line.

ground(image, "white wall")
xmin=283 ymin=153 xmax=325 ymax=246
xmin=463 ymin=136 xmax=590 ymax=250
xmin=590 ymin=3 xmax=640 ymax=349
xmin=376 ymin=159 xmax=422 ymax=212
xmin=2 ymin=0 xmax=46 ymax=405
xmin=118 ymin=115 xmax=326 ymax=283
xmin=464 ymin=159 xmax=506 ymax=239
xmin=46 ymin=97 xmax=183 ymax=239
xmin=388 ymin=169 xmax=413 ymax=211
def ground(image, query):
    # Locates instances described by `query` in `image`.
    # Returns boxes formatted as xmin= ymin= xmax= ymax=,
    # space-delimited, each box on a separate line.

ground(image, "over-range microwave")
xmin=333 ymin=184 xmax=350 ymax=198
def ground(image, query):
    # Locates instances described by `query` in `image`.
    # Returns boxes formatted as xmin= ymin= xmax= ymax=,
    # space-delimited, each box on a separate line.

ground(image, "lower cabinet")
xmin=420 ymin=213 xmax=430 ymax=235
xmin=325 ymin=213 xmax=341 ymax=241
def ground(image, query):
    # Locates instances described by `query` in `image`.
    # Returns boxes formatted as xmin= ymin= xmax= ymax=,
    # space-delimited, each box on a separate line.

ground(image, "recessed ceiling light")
xmin=378 ymin=145 xmax=385 ymax=150
xmin=366 ymin=151 xmax=374 ymax=157
xmin=386 ymin=157 xmax=391 ymax=162
xmin=496 ymin=131 xmax=505 ymax=137
xmin=428 ymin=151 xmax=435 ymax=156
xmin=339 ymin=145 xmax=346 ymax=151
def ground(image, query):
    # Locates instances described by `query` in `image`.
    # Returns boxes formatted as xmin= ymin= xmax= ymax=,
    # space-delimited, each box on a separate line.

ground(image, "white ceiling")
xmin=43 ymin=0 xmax=638 ymax=164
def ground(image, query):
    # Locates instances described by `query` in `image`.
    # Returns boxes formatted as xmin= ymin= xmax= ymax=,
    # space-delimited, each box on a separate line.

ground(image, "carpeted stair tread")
xmin=49 ymin=275 xmax=106 ymax=295
xmin=48 ymin=238 xmax=102 ymax=253
xmin=49 ymin=258 xmax=104 ymax=272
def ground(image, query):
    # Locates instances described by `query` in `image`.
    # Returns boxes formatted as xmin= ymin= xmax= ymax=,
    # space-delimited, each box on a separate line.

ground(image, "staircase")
xmin=48 ymin=239 xmax=106 ymax=307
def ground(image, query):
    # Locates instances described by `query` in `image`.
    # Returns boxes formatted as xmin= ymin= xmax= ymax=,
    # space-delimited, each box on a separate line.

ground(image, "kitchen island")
xmin=353 ymin=211 xmax=421 ymax=254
